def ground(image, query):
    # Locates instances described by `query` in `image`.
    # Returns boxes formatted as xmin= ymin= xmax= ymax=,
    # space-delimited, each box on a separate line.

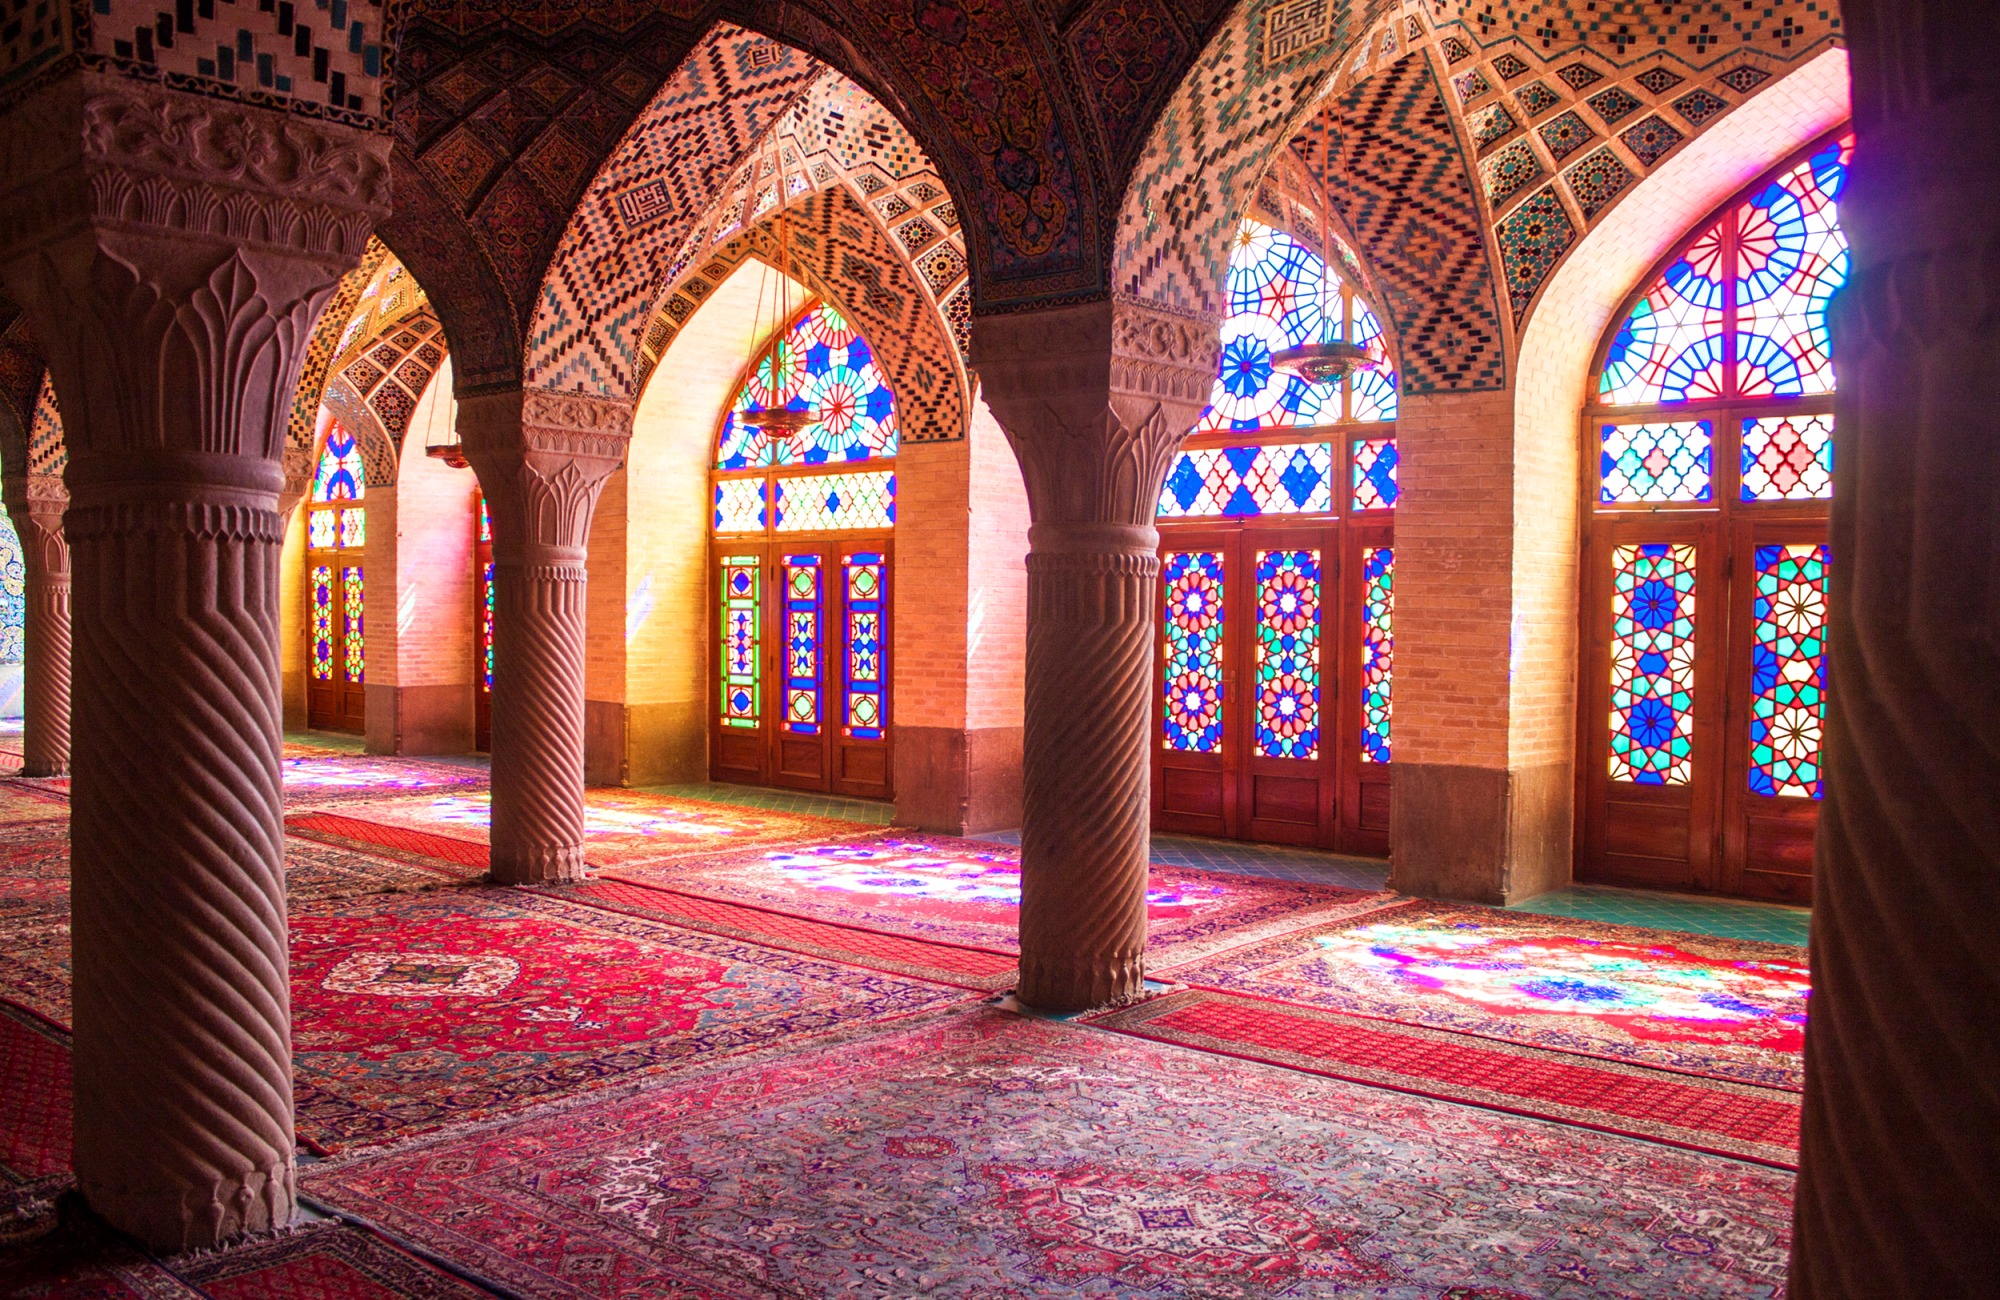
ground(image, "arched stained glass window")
xmin=1196 ymin=220 xmax=1399 ymax=434
xmin=717 ymin=304 xmax=898 ymax=470
xmin=311 ymin=423 xmax=366 ymax=503
xmin=1580 ymin=127 xmax=1848 ymax=907
xmin=305 ymin=419 xmax=367 ymax=730
xmin=1600 ymin=133 xmax=1850 ymax=408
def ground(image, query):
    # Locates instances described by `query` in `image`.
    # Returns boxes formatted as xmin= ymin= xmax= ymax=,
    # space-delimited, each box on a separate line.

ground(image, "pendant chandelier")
xmin=1269 ymin=93 xmax=1382 ymax=387
xmin=736 ymin=171 xmax=818 ymax=445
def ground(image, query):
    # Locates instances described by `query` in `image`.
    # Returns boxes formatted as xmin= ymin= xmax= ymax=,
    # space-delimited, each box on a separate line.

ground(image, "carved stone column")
xmin=972 ymin=299 xmax=1218 ymax=1011
xmin=459 ymin=389 xmax=628 ymax=884
xmin=8 ymin=478 xmax=71 ymax=775
xmin=1790 ymin=5 xmax=2000 ymax=1294
xmin=0 ymin=75 xmax=388 ymax=1250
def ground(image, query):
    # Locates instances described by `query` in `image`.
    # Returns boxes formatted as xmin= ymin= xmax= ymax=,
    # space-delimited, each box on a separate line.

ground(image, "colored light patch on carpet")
xmin=1164 ymin=900 xmax=1808 ymax=1089
xmin=1091 ymin=988 xmax=1801 ymax=1168
xmin=306 ymin=1007 xmax=1795 ymax=1298
xmin=330 ymin=789 xmax=869 ymax=867
xmin=609 ymin=835 xmax=1396 ymax=966
xmin=289 ymin=888 xmax=966 ymax=1151
xmin=282 ymin=757 xmax=488 ymax=807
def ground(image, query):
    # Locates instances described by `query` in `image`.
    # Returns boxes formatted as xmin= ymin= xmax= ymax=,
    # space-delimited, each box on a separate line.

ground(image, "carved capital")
xmin=459 ymin=388 xmax=630 ymax=558
xmin=973 ymin=299 xmax=1217 ymax=527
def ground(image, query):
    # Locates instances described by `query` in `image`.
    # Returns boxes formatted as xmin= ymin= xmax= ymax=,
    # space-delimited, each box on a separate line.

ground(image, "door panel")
xmin=1154 ymin=539 xmax=1233 ymax=838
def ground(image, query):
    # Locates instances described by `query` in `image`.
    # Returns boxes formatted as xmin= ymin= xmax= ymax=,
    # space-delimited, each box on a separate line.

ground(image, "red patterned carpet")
xmin=0 ymin=1005 xmax=69 ymax=1186
xmin=321 ymin=788 xmax=873 ymax=867
xmin=1089 ymin=988 xmax=1800 ymax=1167
xmin=306 ymin=1005 xmax=1795 ymax=1298
xmin=607 ymin=834 xmax=1398 ymax=965
xmin=289 ymin=887 xmax=973 ymax=1152
xmin=280 ymin=756 xmax=489 ymax=808
xmin=1160 ymin=899 xmax=1809 ymax=1090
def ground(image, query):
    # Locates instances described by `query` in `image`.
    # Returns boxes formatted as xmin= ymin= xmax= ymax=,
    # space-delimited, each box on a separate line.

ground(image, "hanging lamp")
xmin=1269 ymin=94 xmax=1382 ymax=386
xmin=421 ymin=352 xmax=469 ymax=468
xmin=736 ymin=60 xmax=818 ymax=447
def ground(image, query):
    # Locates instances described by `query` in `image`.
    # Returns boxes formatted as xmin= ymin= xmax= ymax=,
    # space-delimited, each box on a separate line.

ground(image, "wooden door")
xmin=306 ymin=507 xmax=366 ymax=734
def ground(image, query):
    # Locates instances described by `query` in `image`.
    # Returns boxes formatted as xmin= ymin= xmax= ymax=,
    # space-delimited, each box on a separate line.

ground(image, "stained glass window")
xmin=311 ymin=423 xmax=365 ymax=502
xmin=1741 ymin=415 xmax=1833 ymax=501
xmin=0 ymin=514 xmax=26 ymax=666
xmin=720 ymin=556 xmax=760 ymax=729
xmin=1737 ymin=137 xmax=1849 ymax=397
xmin=775 ymin=470 xmax=896 ymax=532
xmin=1161 ymin=552 xmax=1225 ymax=753
xmin=1608 ymin=543 xmax=1697 ymax=786
xmin=1600 ymin=421 xmax=1712 ymax=504
xmin=1195 ymin=221 xmax=1398 ymax=432
xmin=479 ymin=498 xmax=491 ymax=543
xmin=338 ymin=507 xmax=366 ymax=549
xmin=1750 ymin=544 xmax=1827 ymax=799
xmin=342 ymin=566 xmax=365 ymax=683
xmin=844 ymin=554 xmax=884 ymax=739
xmin=1157 ymin=443 xmax=1332 ymax=518
xmin=1253 ymin=549 xmax=1320 ymax=760
xmin=783 ymin=555 xmax=822 ymax=735
xmin=311 ymin=564 xmax=334 ymax=682
xmin=1360 ymin=547 xmax=1394 ymax=763
xmin=717 ymin=304 xmax=898 ymax=469
xmin=480 ymin=561 xmax=495 ymax=693
xmin=714 ymin=479 xmax=766 ymax=532
xmin=1600 ymin=134 xmax=1850 ymax=408
xmin=1352 ymin=438 xmax=1399 ymax=511
xmin=308 ymin=510 xmax=337 ymax=549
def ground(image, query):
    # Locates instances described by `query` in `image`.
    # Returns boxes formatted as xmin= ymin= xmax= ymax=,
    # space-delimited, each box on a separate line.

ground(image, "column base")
xmin=81 ymin=1157 xmax=295 ymax=1253
xmin=1015 ymin=951 xmax=1145 ymax=1015
xmin=1389 ymin=761 xmax=1571 ymax=904
xmin=490 ymin=842 xmax=586 ymax=886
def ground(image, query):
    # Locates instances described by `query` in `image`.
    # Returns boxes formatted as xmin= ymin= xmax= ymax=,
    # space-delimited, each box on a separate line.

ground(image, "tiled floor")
xmin=1510 ymin=883 xmax=1810 ymax=947
xmin=645 ymin=781 xmax=895 ymax=826
xmin=286 ymin=730 xmax=368 ymax=754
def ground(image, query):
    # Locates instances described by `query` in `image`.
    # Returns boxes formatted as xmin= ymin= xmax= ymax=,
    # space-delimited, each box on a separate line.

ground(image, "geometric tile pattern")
xmin=523 ymin=25 xmax=820 ymax=397
xmin=286 ymin=239 xmax=394 ymax=491
xmin=1496 ymin=186 xmax=1577 ymax=321
xmin=1294 ymin=52 xmax=1507 ymax=393
xmin=1481 ymin=137 xmax=1546 ymax=208
xmin=1620 ymin=113 xmax=1686 ymax=167
xmin=1566 ymin=146 xmax=1635 ymax=220
xmin=25 ymin=371 xmax=62 ymax=479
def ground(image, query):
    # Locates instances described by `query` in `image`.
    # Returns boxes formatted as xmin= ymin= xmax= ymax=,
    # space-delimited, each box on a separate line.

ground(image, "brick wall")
xmin=965 ymin=396 xmax=1029 ymax=731
xmin=382 ymin=363 xmax=478 ymax=691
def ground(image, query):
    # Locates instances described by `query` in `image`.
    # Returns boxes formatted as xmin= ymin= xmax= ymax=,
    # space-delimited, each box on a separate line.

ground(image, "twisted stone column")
xmin=0 ymin=74 xmax=388 ymax=1249
xmin=1791 ymin=5 xmax=2000 ymax=1293
xmin=459 ymin=389 xmax=628 ymax=885
xmin=5 ymin=479 xmax=69 ymax=775
xmin=973 ymin=300 xmax=1218 ymax=1011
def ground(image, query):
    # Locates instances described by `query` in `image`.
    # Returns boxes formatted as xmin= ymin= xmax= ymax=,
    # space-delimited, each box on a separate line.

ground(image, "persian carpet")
xmin=606 ymin=834 xmax=1398 ymax=967
xmin=557 ymin=878 xmax=1019 ymax=991
xmin=286 ymin=813 xmax=490 ymax=875
xmin=305 ymin=1004 xmax=1795 ymax=1299
xmin=289 ymin=887 xmax=970 ymax=1152
xmin=1160 ymin=899 xmax=1809 ymax=1090
xmin=0 ymin=1003 xmax=70 ymax=1186
xmin=0 ymin=783 xmax=69 ymax=826
xmin=0 ymin=1212 xmax=197 ymax=1297
xmin=172 ymin=1223 xmax=491 ymax=1299
xmin=0 ymin=823 xmax=69 ymax=929
xmin=282 ymin=757 xmax=489 ymax=809
xmin=0 ymin=920 xmax=69 ymax=1028
xmin=1088 ymin=988 xmax=1800 ymax=1167
xmin=321 ymin=789 xmax=872 ymax=867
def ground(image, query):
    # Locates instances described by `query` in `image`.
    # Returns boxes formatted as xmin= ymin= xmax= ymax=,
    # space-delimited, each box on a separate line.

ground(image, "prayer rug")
xmin=289 ymin=888 xmax=970 ymax=1152
xmin=282 ymin=757 xmax=488 ymax=809
xmin=0 ymin=921 xmax=69 ymax=1028
xmin=286 ymin=813 xmax=489 ymax=874
xmin=1161 ymin=899 xmax=1809 ymax=1090
xmin=559 ymin=878 xmax=1019 ymax=991
xmin=172 ymin=1223 xmax=491 ymax=1299
xmin=323 ymin=789 xmax=870 ymax=868
xmin=305 ymin=1005 xmax=1795 ymax=1298
xmin=1088 ymin=988 xmax=1800 ymax=1167
xmin=0 ymin=824 xmax=68 ymax=928
xmin=606 ymin=834 xmax=1398 ymax=967
xmin=0 ymin=783 xmax=68 ymax=826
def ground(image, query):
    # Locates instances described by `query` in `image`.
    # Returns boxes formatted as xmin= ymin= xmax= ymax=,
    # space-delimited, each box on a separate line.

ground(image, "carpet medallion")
xmin=1089 ymin=988 xmax=1801 ymax=1167
xmin=608 ymin=835 xmax=1397 ymax=965
xmin=289 ymin=888 xmax=969 ymax=1151
xmin=1162 ymin=900 xmax=1809 ymax=1089
xmin=305 ymin=1006 xmax=1795 ymax=1298
xmin=325 ymin=790 xmax=870 ymax=867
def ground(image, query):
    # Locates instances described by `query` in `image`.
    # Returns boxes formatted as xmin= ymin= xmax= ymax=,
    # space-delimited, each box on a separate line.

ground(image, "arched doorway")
xmin=1578 ymin=129 xmax=1849 ymax=904
xmin=1151 ymin=219 xmax=1398 ymax=854
xmin=306 ymin=421 xmax=367 ymax=733
xmin=708 ymin=301 xmax=896 ymax=800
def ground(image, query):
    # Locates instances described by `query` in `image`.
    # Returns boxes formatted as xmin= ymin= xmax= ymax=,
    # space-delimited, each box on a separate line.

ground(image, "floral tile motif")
xmin=1470 ymin=102 xmax=1518 ymax=151
xmin=1634 ymin=66 xmax=1686 ymax=95
xmin=1557 ymin=60 xmax=1605 ymax=90
xmin=1491 ymin=51 xmax=1530 ymax=80
xmin=1718 ymin=64 xmax=1772 ymax=94
xmin=1538 ymin=109 xmax=1596 ymax=163
xmin=1481 ymin=139 xmax=1547 ymax=208
xmin=1567 ymin=146 xmax=1636 ymax=219
xmin=1514 ymin=80 xmax=1563 ymax=117
xmin=1587 ymin=85 xmax=1644 ymax=125
xmin=1621 ymin=114 xmax=1687 ymax=167
xmin=1673 ymin=87 xmax=1730 ymax=126
xmin=1452 ymin=66 xmax=1492 ymax=102
xmin=1497 ymin=185 xmax=1577 ymax=320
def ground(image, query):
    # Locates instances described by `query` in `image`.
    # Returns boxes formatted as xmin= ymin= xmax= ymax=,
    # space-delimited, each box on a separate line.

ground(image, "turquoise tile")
xmin=1508 ymin=884 xmax=1809 ymax=947
xmin=642 ymin=781 xmax=892 ymax=827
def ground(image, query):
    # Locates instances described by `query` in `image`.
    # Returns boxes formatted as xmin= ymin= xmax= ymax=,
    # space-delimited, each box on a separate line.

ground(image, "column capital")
xmin=972 ymin=297 xmax=1219 ymax=526
xmin=459 ymin=387 xmax=630 ymax=558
